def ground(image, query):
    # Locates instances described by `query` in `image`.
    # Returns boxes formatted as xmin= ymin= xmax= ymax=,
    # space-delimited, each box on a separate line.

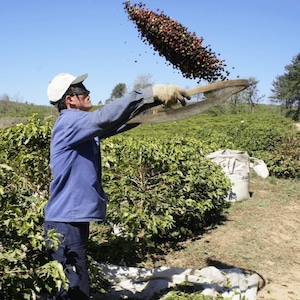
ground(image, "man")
xmin=44 ymin=72 xmax=190 ymax=299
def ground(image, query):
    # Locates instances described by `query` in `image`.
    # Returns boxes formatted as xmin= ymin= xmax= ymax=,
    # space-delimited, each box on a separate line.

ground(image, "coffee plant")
xmin=264 ymin=133 xmax=300 ymax=178
xmin=0 ymin=114 xmax=53 ymax=193
xmin=124 ymin=1 xmax=230 ymax=82
xmin=0 ymin=162 xmax=69 ymax=299
xmin=101 ymin=136 xmax=231 ymax=245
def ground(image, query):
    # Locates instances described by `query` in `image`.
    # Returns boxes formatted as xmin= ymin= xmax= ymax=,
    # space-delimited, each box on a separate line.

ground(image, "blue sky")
xmin=1 ymin=0 xmax=299 ymax=106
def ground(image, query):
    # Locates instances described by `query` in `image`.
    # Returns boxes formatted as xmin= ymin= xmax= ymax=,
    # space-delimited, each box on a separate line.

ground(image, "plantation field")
xmin=1 ymin=101 xmax=299 ymax=299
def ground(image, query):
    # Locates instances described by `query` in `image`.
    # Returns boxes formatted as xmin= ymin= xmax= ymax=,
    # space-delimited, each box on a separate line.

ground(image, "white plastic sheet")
xmin=96 ymin=264 xmax=259 ymax=299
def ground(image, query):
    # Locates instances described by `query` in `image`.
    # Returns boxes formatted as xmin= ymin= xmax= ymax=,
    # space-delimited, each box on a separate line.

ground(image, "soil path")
xmin=144 ymin=175 xmax=300 ymax=300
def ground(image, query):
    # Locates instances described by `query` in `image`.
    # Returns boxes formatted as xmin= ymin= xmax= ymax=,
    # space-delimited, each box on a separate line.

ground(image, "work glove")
xmin=152 ymin=84 xmax=191 ymax=107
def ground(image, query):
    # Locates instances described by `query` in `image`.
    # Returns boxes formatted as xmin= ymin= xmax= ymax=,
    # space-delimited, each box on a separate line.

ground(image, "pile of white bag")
xmin=207 ymin=149 xmax=269 ymax=202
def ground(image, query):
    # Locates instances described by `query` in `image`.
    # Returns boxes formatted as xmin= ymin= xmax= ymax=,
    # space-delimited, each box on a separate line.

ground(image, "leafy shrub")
xmin=0 ymin=114 xmax=52 ymax=193
xmin=0 ymin=163 xmax=68 ymax=299
xmin=264 ymin=133 xmax=300 ymax=178
xmin=151 ymin=281 xmax=225 ymax=299
xmin=101 ymin=136 xmax=231 ymax=244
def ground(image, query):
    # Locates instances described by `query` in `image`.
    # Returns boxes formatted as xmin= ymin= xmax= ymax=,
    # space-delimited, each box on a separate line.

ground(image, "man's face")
xmin=66 ymin=83 xmax=93 ymax=111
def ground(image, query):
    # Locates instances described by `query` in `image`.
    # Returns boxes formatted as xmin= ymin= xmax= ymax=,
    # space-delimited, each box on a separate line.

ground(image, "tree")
xmin=0 ymin=93 xmax=10 ymax=101
xmin=132 ymin=73 xmax=154 ymax=90
xmin=243 ymin=77 xmax=265 ymax=113
xmin=111 ymin=83 xmax=127 ymax=99
xmin=227 ymin=77 xmax=264 ymax=113
xmin=271 ymin=53 xmax=300 ymax=120
xmin=105 ymin=83 xmax=127 ymax=104
xmin=271 ymin=74 xmax=291 ymax=108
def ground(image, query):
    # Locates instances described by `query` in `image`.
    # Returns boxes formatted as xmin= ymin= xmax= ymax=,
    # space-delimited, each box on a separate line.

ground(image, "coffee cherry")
xmin=124 ymin=1 xmax=230 ymax=82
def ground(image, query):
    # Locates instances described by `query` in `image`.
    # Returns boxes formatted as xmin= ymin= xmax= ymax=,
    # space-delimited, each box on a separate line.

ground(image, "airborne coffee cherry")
xmin=124 ymin=1 xmax=230 ymax=83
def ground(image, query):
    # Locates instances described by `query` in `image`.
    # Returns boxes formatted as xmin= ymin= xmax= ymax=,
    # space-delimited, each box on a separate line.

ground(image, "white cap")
xmin=47 ymin=73 xmax=88 ymax=102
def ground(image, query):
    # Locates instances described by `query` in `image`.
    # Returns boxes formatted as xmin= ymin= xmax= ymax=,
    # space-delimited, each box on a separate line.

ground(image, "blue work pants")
xmin=44 ymin=221 xmax=90 ymax=300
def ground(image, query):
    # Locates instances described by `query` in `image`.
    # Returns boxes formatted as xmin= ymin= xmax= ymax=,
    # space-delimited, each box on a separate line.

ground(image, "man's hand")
xmin=152 ymin=84 xmax=191 ymax=106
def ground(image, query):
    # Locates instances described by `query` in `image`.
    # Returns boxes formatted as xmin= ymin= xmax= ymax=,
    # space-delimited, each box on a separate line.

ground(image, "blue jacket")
xmin=45 ymin=87 xmax=155 ymax=222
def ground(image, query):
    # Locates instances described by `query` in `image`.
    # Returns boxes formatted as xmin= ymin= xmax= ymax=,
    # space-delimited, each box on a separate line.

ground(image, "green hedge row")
xmin=101 ymin=136 xmax=231 ymax=243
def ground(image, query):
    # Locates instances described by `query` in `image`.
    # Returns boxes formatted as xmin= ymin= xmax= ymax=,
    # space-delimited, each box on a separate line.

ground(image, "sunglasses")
xmin=70 ymin=86 xmax=90 ymax=97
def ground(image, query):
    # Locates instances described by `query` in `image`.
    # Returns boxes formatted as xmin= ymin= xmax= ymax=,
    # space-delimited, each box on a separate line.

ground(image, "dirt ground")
xmin=144 ymin=175 xmax=300 ymax=300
